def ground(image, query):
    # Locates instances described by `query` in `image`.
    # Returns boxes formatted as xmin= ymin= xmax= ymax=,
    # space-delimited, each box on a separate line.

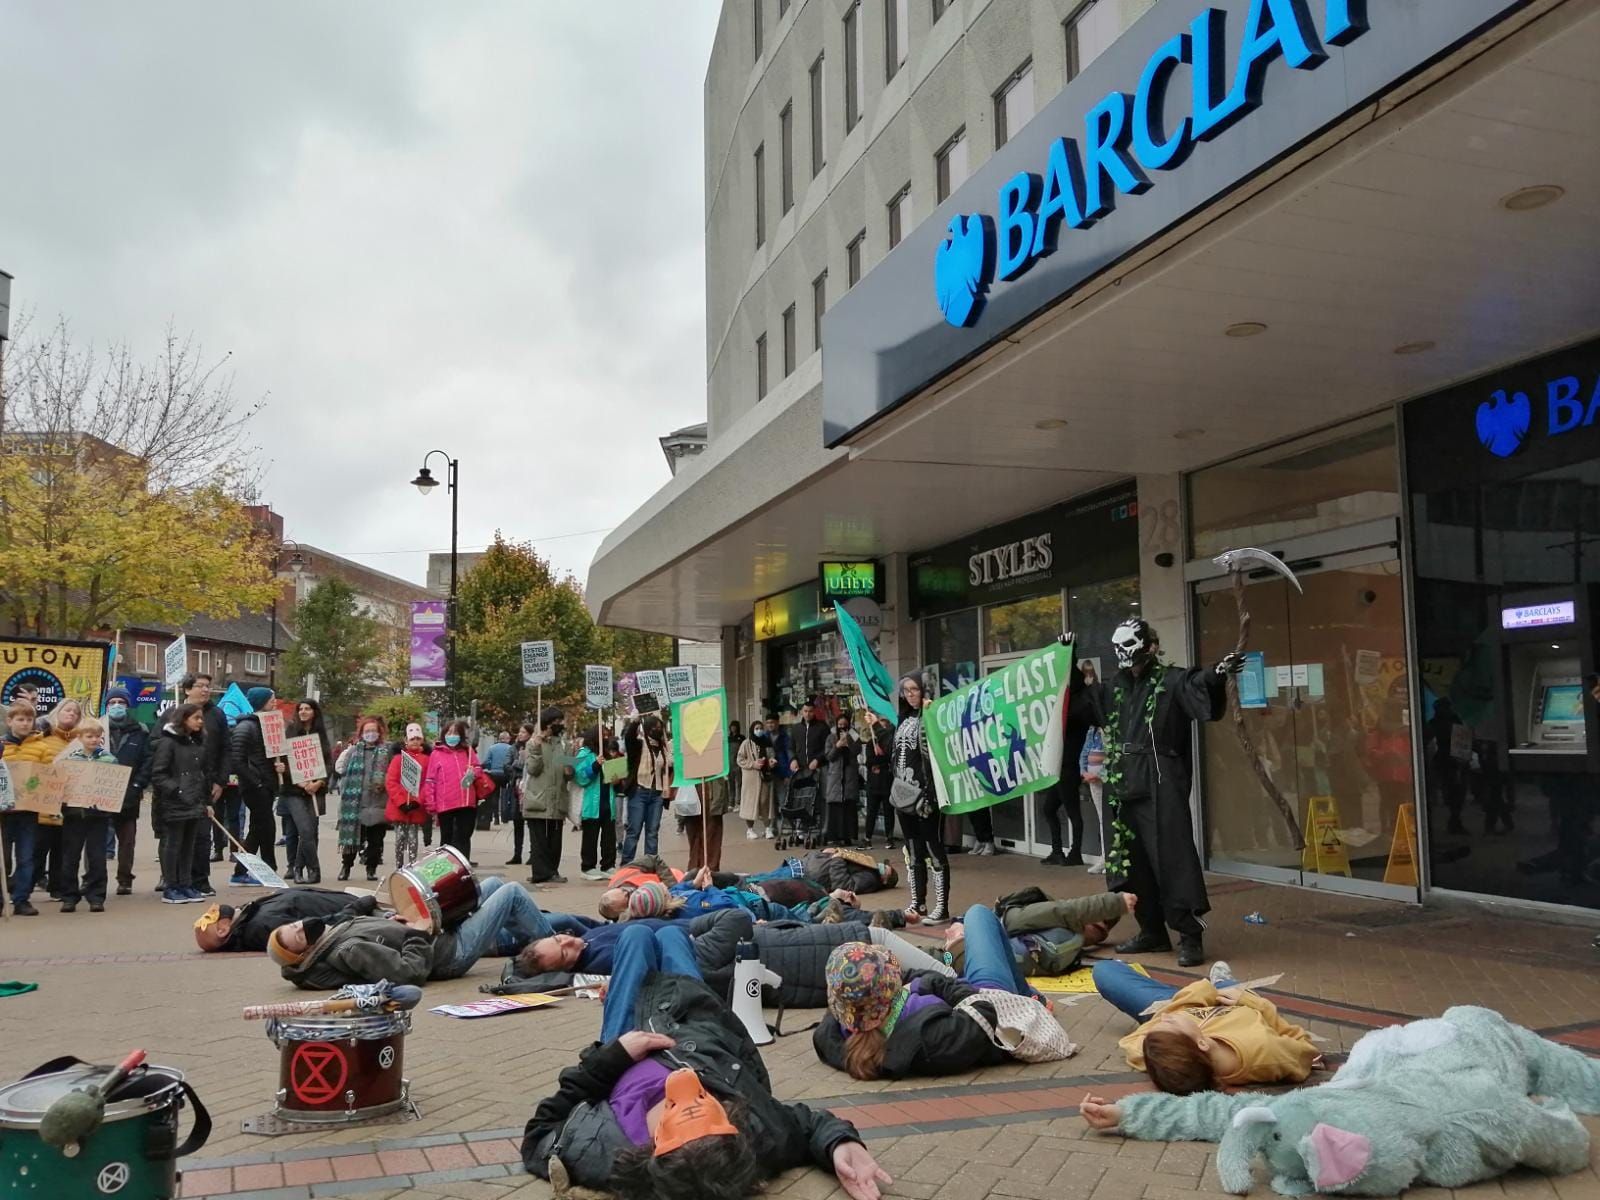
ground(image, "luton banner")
xmin=926 ymin=642 xmax=1072 ymax=815
xmin=0 ymin=636 xmax=114 ymax=716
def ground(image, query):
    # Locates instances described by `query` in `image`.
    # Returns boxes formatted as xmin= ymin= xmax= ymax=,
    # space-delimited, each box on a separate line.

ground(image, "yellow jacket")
xmin=31 ymin=730 xmax=74 ymax=762
xmin=1119 ymin=980 xmax=1317 ymax=1087
xmin=2 ymin=732 xmax=52 ymax=763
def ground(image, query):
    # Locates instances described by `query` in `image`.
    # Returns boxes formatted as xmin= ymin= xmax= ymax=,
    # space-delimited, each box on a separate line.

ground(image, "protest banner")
xmin=601 ymin=756 xmax=629 ymax=784
xmin=521 ymin=640 xmax=555 ymax=686
xmin=409 ymin=601 xmax=447 ymax=688
xmin=663 ymin=666 xmax=696 ymax=703
xmin=0 ymin=635 xmax=115 ymax=715
xmin=399 ymin=752 xmax=423 ymax=796
xmin=833 ymin=601 xmax=896 ymax=720
xmin=584 ymin=665 xmax=614 ymax=710
xmin=695 ymin=664 xmax=722 ymax=694
xmin=616 ymin=672 xmax=641 ymax=716
xmin=671 ymin=688 xmax=729 ymax=784
xmin=259 ymin=708 xmax=287 ymax=757
xmin=925 ymin=642 xmax=1073 ymax=814
xmin=56 ymin=760 xmax=132 ymax=812
xmin=287 ymin=735 xmax=327 ymax=785
xmin=429 ymin=993 xmax=560 ymax=1019
xmin=233 ymin=850 xmax=289 ymax=889
xmin=6 ymin=762 xmax=64 ymax=815
xmin=635 ymin=669 xmax=666 ymax=698
xmin=164 ymin=634 xmax=188 ymax=686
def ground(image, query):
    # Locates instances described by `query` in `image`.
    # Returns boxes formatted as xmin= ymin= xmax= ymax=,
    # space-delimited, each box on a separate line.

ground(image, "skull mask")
xmin=1112 ymin=619 xmax=1156 ymax=671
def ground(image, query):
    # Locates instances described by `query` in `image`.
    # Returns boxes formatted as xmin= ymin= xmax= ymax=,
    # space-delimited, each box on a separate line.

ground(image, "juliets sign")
xmin=937 ymin=0 xmax=1371 ymax=327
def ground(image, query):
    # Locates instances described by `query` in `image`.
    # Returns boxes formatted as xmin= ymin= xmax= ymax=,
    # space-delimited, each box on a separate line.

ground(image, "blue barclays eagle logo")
xmin=1475 ymin=388 xmax=1531 ymax=458
xmin=965 ymin=719 xmax=1027 ymax=797
xmin=935 ymin=214 xmax=992 ymax=328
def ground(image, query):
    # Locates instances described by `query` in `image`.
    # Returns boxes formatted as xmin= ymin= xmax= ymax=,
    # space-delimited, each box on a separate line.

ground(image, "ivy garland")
xmin=1099 ymin=659 xmax=1168 ymax=878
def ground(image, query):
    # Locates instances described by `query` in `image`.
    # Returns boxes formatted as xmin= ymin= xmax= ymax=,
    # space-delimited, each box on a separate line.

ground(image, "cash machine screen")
xmin=1538 ymin=684 xmax=1584 ymax=725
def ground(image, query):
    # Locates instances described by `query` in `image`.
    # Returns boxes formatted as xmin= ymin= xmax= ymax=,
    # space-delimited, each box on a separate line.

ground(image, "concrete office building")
xmin=590 ymin=0 xmax=1600 ymax=916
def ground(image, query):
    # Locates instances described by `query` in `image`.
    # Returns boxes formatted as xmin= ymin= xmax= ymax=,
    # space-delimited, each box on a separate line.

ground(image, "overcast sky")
xmin=0 ymin=1 xmax=720 ymax=589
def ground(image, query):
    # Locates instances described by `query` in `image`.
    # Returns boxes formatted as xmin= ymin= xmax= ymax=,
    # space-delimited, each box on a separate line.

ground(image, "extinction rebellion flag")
xmin=833 ymin=602 xmax=897 ymax=722
xmin=926 ymin=641 xmax=1073 ymax=814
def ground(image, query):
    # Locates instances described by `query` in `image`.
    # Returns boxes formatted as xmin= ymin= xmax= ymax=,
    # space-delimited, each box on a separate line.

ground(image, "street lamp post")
xmin=268 ymin=540 xmax=304 ymax=690
xmin=411 ymin=451 xmax=459 ymax=717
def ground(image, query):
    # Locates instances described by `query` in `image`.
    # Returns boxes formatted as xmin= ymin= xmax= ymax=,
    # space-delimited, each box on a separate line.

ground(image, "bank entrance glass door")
xmin=1193 ymin=531 xmax=1418 ymax=900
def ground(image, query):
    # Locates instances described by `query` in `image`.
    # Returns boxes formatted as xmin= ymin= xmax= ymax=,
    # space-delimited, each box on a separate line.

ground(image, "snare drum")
xmin=383 ymin=845 xmax=479 ymax=932
xmin=268 ymin=1012 xmax=411 ymax=1124
xmin=0 ymin=1062 xmax=207 ymax=1199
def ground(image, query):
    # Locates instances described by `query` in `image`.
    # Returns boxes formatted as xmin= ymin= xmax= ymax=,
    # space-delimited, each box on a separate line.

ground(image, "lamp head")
xmin=411 ymin=466 xmax=438 ymax=495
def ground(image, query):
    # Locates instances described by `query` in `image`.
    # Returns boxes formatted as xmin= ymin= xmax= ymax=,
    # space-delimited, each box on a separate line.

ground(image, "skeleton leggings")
xmin=899 ymin=810 xmax=948 ymax=907
xmin=393 ymin=824 xmax=421 ymax=869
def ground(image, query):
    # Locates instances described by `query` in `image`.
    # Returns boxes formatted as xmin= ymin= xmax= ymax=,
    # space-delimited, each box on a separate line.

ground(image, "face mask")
xmin=107 ymin=703 xmax=128 ymax=719
xmin=652 ymin=1069 xmax=739 ymax=1158
xmin=362 ymin=730 xmax=379 ymax=744
xmin=444 ymin=734 xmax=461 ymax=747
xmin=300 ymin=917 xmax=327 ymax=946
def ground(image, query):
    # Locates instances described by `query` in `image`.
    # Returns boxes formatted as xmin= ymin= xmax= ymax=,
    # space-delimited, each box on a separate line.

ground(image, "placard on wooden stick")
xmin=287 ymin=735 xmax=327 ymax=785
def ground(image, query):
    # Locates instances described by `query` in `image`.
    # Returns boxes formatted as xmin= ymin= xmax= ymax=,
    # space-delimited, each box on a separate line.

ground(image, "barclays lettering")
xmin=935 ymin=0 xmax=1369 ymax=328
xmin=1475 ymin=371 xmax=1600 ymax=459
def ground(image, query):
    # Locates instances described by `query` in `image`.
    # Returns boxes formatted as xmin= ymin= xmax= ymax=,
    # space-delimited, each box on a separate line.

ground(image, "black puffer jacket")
xmin=229 ymin=712 xmax=273 ymax=798
xmin=150 ymin=724 xmax=211 ymax=821
xmin=798 ymin=850 xmax=884 ymax=895
xmin=107 ymin=715 xmax=153 ymax=820
xmin=521 ymin=972 xmax=861 ymax=1187
xmin=220 ymin=888 xmax=361 ymax=953
xmin=813 ymin=971 xmax=1010 ymax=1078
xmin=705 ymin=921 xmax=873 ymax=1010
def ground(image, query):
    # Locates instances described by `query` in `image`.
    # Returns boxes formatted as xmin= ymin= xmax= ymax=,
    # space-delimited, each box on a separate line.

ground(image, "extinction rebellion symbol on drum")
xmin=289 ymin=1042 xmax=349 ymax=1105
xmin=97 ymin=1162 xmax=131 ymax=1194
xmin=379 ymin=1045 xmax=396 ymax=1069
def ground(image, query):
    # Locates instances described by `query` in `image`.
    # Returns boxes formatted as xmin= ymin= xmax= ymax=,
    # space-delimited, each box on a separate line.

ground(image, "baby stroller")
xmin=774 ymin=775 xmax=821 ymax=851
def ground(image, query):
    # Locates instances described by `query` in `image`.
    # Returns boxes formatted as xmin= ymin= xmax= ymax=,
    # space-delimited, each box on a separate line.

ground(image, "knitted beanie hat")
xmin=266 ymin=925 xmax=305 ymax=967
xmin=628 ymin=881 xmax=672 ymax=920
xmin=824 ymin=942 xmax=903 ymax=1035
xmin=245 ymin=686 xmax=275 ymax=711
xmin=106 ymin=685 xmax=133 ymax=705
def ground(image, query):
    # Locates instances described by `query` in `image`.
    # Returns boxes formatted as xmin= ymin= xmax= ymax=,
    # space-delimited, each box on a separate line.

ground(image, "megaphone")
xmin=731 ymin=940 xmax=782 ymax=1047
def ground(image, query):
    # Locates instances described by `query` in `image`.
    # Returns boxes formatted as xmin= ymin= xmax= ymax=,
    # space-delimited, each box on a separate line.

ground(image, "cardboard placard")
xmin=56 ymin=759 xmax=132 ymax=812
xmin=663 ymin=666 xmax=696 ymax=703
xmin=584 ymin=665 xmax=614 ymax=710
xmin=287 ymin=735 xmax=327 ymax=784
xmin=164 ymin=634 xmax=188 ymax=686
xmin=429 ymin=993 xmax=561 ymax=1019
xmin=671 ymin=689 xmax=730 ymax=784
xmin=0 ymin=762 xmax=13 ymax=814
xmin=601 ymin=756 xmax=629 ymax=784
xmin=5 ymin=762 xmax=64 ymax=814
xmin=232 ymin=850 xmax=289 ymax=889
xmin=399 ymin=752 xmax=423 ymax=796
xmin=521 ymin=640 xmax=556 ymax=686
xmin=635 ymin=669 xmax=666 ymax=698
xmin=259 ymin=709 xmax=287 ymax=757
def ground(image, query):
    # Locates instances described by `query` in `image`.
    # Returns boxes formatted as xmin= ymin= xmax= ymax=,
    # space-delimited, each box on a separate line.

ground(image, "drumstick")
xmin=243 ymin=985 xmax=424 ymax=1020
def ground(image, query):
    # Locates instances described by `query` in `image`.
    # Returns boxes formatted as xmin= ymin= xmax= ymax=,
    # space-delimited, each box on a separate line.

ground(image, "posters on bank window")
xmin=672 ymin=688 xmax=729 ymax=784
xmin=0 ymin=635 xmax=115 ymax=716
xmin=924 ymin=642 xmax=1073 ymax=815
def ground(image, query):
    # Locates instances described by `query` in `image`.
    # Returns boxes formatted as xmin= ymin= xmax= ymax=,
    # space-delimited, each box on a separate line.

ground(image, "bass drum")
xmin=268 ymin=1012 xmax=411 ymax=1124
xmin=0 ymin=1061 xmax=209 ymax=1200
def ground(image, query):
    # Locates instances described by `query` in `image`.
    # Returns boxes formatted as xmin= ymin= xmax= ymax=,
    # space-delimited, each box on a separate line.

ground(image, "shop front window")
xmin=1189 ymin=415 xmax=1400 ymax=559
xmin=922 ymin=609 xmax=979 ymax=696
xmin=1066 ymin=576 xmax=1140 ymax=678
xmin=982 ymin=594 xmax=1063 ymax=656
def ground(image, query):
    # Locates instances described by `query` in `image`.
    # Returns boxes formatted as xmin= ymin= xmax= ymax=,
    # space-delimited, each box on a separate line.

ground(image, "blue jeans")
xmin=601 ymin=923 xmax=700 ymax=1043
xmin=436 ymin=877 xmax=560 ymax=977
xmin=3 ymin=812 xmax=38 ymax=904
xmin=958 ymin=904 xmax=1033 ymax=996
xmin=1093 ymin=960 xmax=1236 ymax=1022
xmin=620 ymin=788 xmax=663 ymax=862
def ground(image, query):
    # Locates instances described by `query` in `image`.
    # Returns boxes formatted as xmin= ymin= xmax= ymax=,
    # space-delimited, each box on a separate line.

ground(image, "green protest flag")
xmin=925 ymin=642 xmax=1073 ymax=814
xmin=671 ymin=688 xmax=731 ymax=784
xmin=833 ymin=601 xmax=897 ymax=721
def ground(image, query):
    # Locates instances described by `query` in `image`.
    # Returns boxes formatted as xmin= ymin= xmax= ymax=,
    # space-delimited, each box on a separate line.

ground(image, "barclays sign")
xmin=1475 ymin=371 xmax=1600 ymax=459
xmin=936 ymin=0 xmax=1370 ymax=328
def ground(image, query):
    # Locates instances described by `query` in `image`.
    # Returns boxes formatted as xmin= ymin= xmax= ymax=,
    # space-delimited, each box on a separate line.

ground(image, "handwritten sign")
xmin=584 ymin=665 xmax=614 ymax=710
xmin=259 ymin=709 xmax=287 ymax=757
xmin=521 ymin=640 xmax=555 ymax=686
xmin=663 ymin=666 xmax=696 ymax=703
xmin=400 ymin=752 xmax=423 ymax=796
xmin=601 ymin=756 xmax=629 ymax=784
xmin=6 ymin=762 xmax=64 ymax=815
xmin=56 ymin=760 xmax=132 ymax=812
xmin=287 ymin=735 xmax=327 ymax=785
xmin=635 ymin=669 xmax=666 ymax=698
xmin=164 ymin=634 xmax=188 ymax=686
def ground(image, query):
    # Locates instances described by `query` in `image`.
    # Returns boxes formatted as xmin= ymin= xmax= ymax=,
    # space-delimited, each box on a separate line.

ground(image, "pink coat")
xmin=421 ymin=744 xmax=494 ymax=815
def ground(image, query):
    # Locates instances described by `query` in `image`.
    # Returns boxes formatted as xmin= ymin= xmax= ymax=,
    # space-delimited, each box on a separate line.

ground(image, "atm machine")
xmin=1497 ymin=587 xmax=1596 ymax=773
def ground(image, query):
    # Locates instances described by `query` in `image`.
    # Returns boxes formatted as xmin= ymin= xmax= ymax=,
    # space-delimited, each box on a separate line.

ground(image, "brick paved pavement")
xmin=1 ymin=818 xmax=1595 ymax=1199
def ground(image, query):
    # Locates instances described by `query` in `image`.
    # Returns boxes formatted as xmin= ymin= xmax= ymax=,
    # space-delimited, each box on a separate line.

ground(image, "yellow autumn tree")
xmin=0 ymin=316 xmax=277 ymax=638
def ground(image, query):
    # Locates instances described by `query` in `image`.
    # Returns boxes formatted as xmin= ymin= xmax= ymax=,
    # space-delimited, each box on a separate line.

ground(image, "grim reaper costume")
xmin=1071 ymin=619 xmax=1241 ymax=966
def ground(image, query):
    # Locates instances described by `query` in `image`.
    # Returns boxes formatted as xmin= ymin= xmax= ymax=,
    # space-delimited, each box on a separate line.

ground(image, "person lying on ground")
xmin=597 ymin=853 xmax=688 ymax=919
xmin=521 ymin=921 xmax=892 ymax=1200
xmin=1092 ymin=959 xmax=1318 ymax=1094
xmin=517 ymin=904 xmax=756 ymax=978
xmin=657 ymin=866 xmax=891 ymax=926
xmin=193 ymin=888 xmax=362 ymax=952
xmin=741 ymin=847 xmax=898 ymax=896
xmin=270 ymin=877 xmax=591 ymax=989
xmin=814 ymin=903 xmax=1073 ymax=1080
xmin=940 ymin=890 xmax=1135 ymax=977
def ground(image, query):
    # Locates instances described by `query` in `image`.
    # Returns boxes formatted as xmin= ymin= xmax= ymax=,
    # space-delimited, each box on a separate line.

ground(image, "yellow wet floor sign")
xmin=1301 ymin=795 xmax=1351 ymax=877
xmin=1383 ymin=802 xmax=1419 ymax=886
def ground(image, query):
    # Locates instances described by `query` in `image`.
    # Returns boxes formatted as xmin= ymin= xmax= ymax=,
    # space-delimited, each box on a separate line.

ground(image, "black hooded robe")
xmin=1073 ymin=663 xmax=1226 ymax=938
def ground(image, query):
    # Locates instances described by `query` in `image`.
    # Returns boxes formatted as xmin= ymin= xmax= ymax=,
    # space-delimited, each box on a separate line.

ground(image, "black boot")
xmin=1115 ymin=928 xmax=1173 ymax=954
xmin=1062 ymin=849 xmax=1085 ymax=866
xmin=1040 ymin=849 xmax=1067 ymax=865
xmin=365 ymin=865 xmax=379 ymax=882
xmin=1177 ymin=935 xmax=1206 ymax=968
xmin=925 ymin=864 xmax=951 ymax=923
xmin=337 ymin=857 xmax=352 ymax=882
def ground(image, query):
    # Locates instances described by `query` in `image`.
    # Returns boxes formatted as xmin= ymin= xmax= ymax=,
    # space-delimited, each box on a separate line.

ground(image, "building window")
xmin=753 ymin=0 xmax=763 ymax=61
xmin=935 ymin=130 xmax=967 ymax=203
xmin=135 ymin=641 xmax=158 ymax=675
xmin=196 ymin=648 xmax=211 ymax=676
xmin=245 ymin=650 xmax=268 ymax=675
xmin=887 ymin=184 xmax=911 ymax=248
xmin=809 ymin=54 xmax=826 ymax=177
xmin=754 ymin=143 xmax=765 ymax=247
xmin=847 ymin=230 xmax=865 ymax=285
xmin=811 ymin=271 xmax=827 ymax=350
xmin=993 ymin=60 xmax=1033 ymax=149
xmin=782 ymin=304 xmax=797 ymax=377
xmin=779 ymin=102 xmax=794 ymax=213
xmin=756 ymin=333 xmax=769 ymax=399
xmin=843 ymin=2 xmax=862 ymax=133
xmin=932 ymin=0 xmax=948 ymax=22
xmin=884 ymin=0 xmax=908 ymax=81
xmin=1064 ymin=0 xmax=1100 ymax=83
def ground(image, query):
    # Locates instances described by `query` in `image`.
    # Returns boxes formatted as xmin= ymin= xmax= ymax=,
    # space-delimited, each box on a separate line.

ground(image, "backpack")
xmin=993 ymin=885 xmax=1050 ymax=921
